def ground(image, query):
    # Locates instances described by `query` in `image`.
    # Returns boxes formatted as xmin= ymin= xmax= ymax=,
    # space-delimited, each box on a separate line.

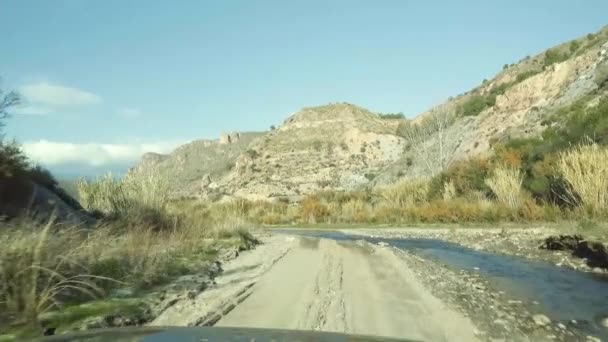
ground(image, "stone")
xmin=200 ymin=174 xmax=212 ymax=189
xmin=219 ymin=132 xmax=231 ymax=144
xmin=532 ymin=314 xmax=551 ymax=327
xmin=557 ymin=323 xmax=566 ymax=330
xmin=599 ymin=316 xmax=608 ymax=328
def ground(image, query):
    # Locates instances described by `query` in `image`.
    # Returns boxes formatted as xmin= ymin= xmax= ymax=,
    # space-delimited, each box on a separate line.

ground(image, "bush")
xmin=595 ymin=63 xmax=608 ymax=88
xmin=558 ymin=143 xmax=608 ymax=216
xmin=377 ymin=113 xmax=405 ymax=120
xmin=543 ymin=49 xmax=568 ymax=68
xmin=428 ymin=157 xmax=492 ymax=200
xmin=516 ymin=70 xmax=540 ymax=83
xmin=485 ymin=165 xmax=524 ymax=209
xmin=460 ymin=95 xmax=487 ymax=116
xmin=497 ymin=96 xmax=608 ymax=204
xmin=378 ymin=180 xmax=429 ymax=207
xmin=299 ymin=196 xmax=329 ymax=224
xmin=569 ymin=40 xmax=581 ymax=54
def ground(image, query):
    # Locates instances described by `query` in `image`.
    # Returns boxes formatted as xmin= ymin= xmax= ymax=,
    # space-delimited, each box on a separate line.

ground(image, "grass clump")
xmin=558 ymin=143 xmax=608 ymax=216
xmin=378 ymin=180 xmax=428 ymax=207
xmin=485 ymin=165 xmax=524 ymax=209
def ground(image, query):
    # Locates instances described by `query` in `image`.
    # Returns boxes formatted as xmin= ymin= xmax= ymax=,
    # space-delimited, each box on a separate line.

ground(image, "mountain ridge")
xmin=130 ymin=26 xmax=608 ymax=201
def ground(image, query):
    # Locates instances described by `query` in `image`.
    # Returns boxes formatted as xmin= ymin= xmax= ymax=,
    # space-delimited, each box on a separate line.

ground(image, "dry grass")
xmin=0 ymin=218 xmax=110 ymax=326
xmin=378 ymin=180 xmax=429 ymax=207
xmin=485 ymin=165 xmax=524 ymax=209
xmin=77 ymin=169 xmax=169 ymax=217
xmin=1 ymin=175 xmax=253 ymax=329
xmin=558 ymin=143 xmax=608 ymax=216
xmin=442 ymin=180 xmax=457 ymax=201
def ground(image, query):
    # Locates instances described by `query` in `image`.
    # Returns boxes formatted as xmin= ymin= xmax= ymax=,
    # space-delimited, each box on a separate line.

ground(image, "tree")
xmin=398 ymin=106 xmax=458 ymax=174
xmin=0 ymin=81 xmax=20 ymax=132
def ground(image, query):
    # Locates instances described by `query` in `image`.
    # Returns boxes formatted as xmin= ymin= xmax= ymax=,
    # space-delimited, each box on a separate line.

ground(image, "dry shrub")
xmin=494 ymin=146 xmax=522 ymax=168
xmin=557 ymin=143 xmax=608 ymax=216
xmin=442 ymin=180 xmax=457 ymax=201
xmin=372 ymin=205 xmax=404 ymax=223
xmin=299 ymin=196 xmax=329 ymax=224
xmin=340 ymin=199 xmax=371 ymax=223
xmin=518 ymin=198 xmax=546 ymax=221
xmin=485 ymin=165 xmax=524 ymax=209
xmin=379 ymin=180 xmax=429 ymax=207
xmin=405 ymin=199 xmax=516 ymax=223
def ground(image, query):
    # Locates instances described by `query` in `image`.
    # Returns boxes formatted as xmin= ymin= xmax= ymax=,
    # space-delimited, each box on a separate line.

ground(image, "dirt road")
xmin=152 ymin=234 xmax=480 ymax=341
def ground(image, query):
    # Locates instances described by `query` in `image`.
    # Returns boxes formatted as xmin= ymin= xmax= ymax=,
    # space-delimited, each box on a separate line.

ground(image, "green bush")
xmin=516 ymin=70 xmax=541 ymax=83
xmin=377 ymin=112 xmax=405 ymax=119
xmin=569 ymin=40 xmax=581 ymax=54
xmin=543 ymin=49 xmax=569 ymax=68
xmin=460 ymin=95 xmax=487 ymax=116
xmin=428 ymin=157 xmax=492 ymax=200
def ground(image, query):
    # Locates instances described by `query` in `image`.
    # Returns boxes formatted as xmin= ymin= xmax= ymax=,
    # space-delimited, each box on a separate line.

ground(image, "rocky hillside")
xmin=128 ymin=132 xmax=264 ymax=198
xmin=214 ymin=103 xmax=406 ymax=201
xmin=374 ymin=25 xmax=608 ymax=185
xmin=131 ymin=25 xmax=608 ymax=201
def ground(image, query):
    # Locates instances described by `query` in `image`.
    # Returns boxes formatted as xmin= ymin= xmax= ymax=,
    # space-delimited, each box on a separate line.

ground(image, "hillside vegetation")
xmin=0 ymin=87 xmax=256 ymax=338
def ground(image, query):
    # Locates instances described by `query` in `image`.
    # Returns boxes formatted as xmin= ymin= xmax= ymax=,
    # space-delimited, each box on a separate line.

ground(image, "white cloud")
xmin=22 ymin=140 xmax=186 ymax=167
xmin=117 ymin=107 xmax=142 ymax=118
xmin=19 ymin=82 xmax=102 ymax=109
xmin=11 ymin=105 xmax=51 ymax=116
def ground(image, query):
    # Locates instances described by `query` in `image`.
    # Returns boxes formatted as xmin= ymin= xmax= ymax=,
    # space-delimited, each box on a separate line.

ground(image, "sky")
xmin=1 ymin=1 xmax=607 ymax=177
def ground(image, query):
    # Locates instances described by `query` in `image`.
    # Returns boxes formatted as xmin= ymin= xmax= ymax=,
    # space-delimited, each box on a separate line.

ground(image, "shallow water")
xmin=275 ymin=229 xmax=608 ymax=337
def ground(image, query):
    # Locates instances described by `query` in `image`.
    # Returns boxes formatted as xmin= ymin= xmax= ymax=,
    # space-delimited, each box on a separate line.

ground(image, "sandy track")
xmin=216 ymin=237 xmax=480 ymax=341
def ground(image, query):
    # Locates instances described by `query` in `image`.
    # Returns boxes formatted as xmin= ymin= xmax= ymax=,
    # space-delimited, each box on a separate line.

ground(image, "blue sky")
xmin=1 ymin=1 xmax=607 ymax=176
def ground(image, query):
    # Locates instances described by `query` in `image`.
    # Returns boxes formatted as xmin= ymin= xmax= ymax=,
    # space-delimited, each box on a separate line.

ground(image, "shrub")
xmin=428 ymin=157 xmax=491 ymax=200
xmin=299 ymin=196 xmax=329 ymax=224
xmin=340 ymin=199 xmax=371 ymax=223
xmin=460 ymin=95 xmax=487 ymax=116
xmin=245 ymin=149 xmax=259 ymax=158
xmin=569 ymin=40 xmax=581 ymax=54
xmin=557 ymin=143 xmax=608 ymax=216
xmin=595 ymin=63 xmax=608 ymax=88
xmin=543 ymin=49 xmax=568 ymax=68
xmin=485 ymin=165 xmax=524 ymax=209
xmin=516 ymin=70 xmax=540 ymax=83
xmin=378 ymin=180 xmax=429 ymax=207
xmin=377 ymin=113 xmax=405 ymax=120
